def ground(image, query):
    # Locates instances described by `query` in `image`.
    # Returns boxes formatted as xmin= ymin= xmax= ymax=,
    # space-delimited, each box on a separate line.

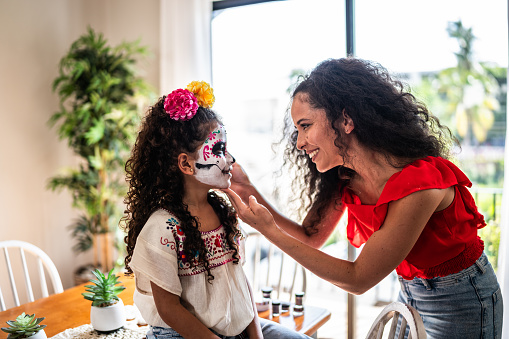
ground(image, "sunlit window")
xmin=212 ymin=0 xmax=345 ymax=210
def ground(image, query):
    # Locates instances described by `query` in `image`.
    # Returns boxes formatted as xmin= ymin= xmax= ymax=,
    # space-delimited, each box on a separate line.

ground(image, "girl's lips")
xmin=222 ymin=167 xmax=232 ymax=176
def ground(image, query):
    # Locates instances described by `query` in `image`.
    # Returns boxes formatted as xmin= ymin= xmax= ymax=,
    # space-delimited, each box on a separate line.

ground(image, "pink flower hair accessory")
xmin=164 ymin=89 xmax=199 ymax=121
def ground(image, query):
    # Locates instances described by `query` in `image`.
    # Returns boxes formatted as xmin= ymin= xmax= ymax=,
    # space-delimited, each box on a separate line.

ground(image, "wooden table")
xmin=258 ymin=305 xmax=331 ymax=338
xmin=0 ymin=275 xmax=330 ymax=338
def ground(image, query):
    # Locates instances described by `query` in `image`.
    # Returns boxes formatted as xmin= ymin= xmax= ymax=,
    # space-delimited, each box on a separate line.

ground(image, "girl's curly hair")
xmin=281 ymin=57 xmax=457 ymax=234
xmin=121 ymin=96 xmax=241 ymax=281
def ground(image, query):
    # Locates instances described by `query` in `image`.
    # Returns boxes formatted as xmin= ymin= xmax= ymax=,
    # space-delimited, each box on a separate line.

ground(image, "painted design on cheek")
xmin=203 ymin=145 xmax=211 ymax=161
xmin=202 ymin=140 xmax=222 ymax=161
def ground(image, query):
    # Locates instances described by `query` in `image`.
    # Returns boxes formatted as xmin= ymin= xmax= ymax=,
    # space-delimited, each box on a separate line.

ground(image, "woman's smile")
xmin=308 ymin=149 xmax=319 ymax=161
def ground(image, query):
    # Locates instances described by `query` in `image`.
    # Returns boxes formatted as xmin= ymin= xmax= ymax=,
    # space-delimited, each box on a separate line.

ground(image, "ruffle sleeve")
xmin=129 ymin=210 xmax=183 ymax=297
xmin=345 ymin=156 xmax=485 ymax=248
xmin=373 ymin=156 xmax=481 ymax=229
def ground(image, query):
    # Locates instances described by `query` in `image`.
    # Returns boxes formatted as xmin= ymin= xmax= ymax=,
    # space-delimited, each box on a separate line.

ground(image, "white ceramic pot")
xmin=90 ymin=298 xmax=126 ymax=332
xmin=27 ymin=329 xmax=47 ymax=339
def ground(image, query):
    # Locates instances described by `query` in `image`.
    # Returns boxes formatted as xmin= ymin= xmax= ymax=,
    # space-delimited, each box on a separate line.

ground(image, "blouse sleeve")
xmin=129 ymin=210 xmax=183 ymax=297
xmin=372 ymin=156 xmax=479 ymax=230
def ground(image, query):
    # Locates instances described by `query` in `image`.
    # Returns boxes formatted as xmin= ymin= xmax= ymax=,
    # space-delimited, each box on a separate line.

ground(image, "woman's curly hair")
xmin=121 ymin=97 xmax=241 ymax=281
xmin=281 ymin=57 xmax=457 ymax=234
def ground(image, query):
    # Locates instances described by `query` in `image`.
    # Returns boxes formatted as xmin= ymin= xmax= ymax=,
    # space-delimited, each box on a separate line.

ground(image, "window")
xmin=212 ymin=0 xmax=345 ymax=209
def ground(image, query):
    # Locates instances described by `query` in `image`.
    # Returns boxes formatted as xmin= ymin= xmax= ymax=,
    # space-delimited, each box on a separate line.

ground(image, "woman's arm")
xmin=224 ymin=188 xmax=445 ymax=295
xmin=150 ymin=281 xmax=219 ymax=339
xmin=229 ymin=163 xmax=344 ymax=248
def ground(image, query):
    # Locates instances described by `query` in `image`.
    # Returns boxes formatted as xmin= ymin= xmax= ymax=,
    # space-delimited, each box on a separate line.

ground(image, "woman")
xmin=225 ymin=58 xmax=503 ymax=338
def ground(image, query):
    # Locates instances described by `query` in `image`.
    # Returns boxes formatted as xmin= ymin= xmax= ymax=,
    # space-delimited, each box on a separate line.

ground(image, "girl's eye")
xmin=212 ymin=141 xmax=226 ymax=156
xmin=301 ymin=124 xmax=310 ymax=130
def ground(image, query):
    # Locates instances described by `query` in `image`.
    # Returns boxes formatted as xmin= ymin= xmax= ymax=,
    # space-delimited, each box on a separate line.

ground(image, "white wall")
xmin=0 ymin=0 xmax=161 ymax=291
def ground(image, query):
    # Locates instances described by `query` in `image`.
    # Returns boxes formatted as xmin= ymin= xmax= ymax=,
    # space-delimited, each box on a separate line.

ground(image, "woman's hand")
xmin=229 ymin=163 xmax=254 ymax=202
xmin=223 ymin=188 xmax=278 ymax=236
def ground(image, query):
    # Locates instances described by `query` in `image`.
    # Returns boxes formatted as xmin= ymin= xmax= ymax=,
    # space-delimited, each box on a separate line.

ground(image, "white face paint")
xmin=194 ymin=124 xmax=235 ymax=189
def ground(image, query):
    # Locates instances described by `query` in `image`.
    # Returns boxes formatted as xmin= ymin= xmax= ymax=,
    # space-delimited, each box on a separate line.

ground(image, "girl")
xmin=122 ymin=82 xmax=309 ymax=339
xmin=122 ymin=81 xmax=261 ymax=339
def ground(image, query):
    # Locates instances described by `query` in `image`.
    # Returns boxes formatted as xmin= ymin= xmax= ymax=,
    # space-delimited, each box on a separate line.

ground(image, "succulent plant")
xmin=82 ymin=269 xmax=126 ymax=307
xmin=1 ymin=313 xmax=46 ymax=339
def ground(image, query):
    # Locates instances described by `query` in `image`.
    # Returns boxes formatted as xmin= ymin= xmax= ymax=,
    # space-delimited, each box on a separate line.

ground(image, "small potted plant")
xmin=82 ymin=269 xmax=126 ymax=332
xmin=1 ymin=313 xmax=47 ymax=339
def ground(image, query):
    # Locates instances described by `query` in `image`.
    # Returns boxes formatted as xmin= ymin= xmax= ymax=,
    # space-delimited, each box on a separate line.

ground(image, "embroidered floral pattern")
xmin=162 ymin=215 xmax=238 ymax=276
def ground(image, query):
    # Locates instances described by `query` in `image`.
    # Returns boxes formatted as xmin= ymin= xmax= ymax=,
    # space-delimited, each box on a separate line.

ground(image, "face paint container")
xmin=293 ymin=292 xmax=305 ymax=316
xmin=272 ymin=300 xmax=281 ymax=317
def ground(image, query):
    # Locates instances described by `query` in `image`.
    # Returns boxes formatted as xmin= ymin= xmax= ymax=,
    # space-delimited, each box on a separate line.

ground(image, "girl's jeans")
xmin=147 ymin=318 xmax=310 ymax=339
xmin=146 ymin=318 xmax=310 ymax=339
xmin=397 ymin=252 xmax=503 ymax=339
xmin=146 ymin=326 xmax=246 ymax=339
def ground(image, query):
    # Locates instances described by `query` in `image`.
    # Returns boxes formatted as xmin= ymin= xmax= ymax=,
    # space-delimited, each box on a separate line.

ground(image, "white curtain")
xmin=498 ymin=4 xmax=509 ymax=336
xmin=159 ymin=0 xmax=212 ymax=95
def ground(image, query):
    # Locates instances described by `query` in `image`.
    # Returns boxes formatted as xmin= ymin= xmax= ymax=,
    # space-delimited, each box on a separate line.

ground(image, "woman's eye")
xmin=302 ymin=124 xmax=310 ymax=130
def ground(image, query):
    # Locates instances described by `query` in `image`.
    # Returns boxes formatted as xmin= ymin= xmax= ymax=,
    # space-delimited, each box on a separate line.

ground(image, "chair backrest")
xmin=244 ymin=230 xmax=307 ymax=302
xmin=0 ymin=240 xmax=64 ymax=311
xmin=365 ymin=302 xmax=427 ymax=339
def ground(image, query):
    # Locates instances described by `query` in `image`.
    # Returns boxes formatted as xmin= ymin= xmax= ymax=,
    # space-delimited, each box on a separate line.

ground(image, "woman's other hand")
xmin=223 ymin=188 xmax=278 ymax=236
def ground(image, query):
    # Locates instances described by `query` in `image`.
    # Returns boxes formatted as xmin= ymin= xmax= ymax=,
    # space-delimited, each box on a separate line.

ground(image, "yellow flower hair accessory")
xmin=186 ymin=81 xmax=215 ymax=108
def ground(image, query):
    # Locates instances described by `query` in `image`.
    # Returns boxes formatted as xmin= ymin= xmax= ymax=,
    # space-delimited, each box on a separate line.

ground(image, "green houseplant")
xmin=1 ymin=313 xmax=47 ymax=339
xmin=49 ymin=27 xmax=153 ymax=277
xmin=82 ymin=269 xmax=126 ymax=307
xmin=82 ymin=269 xmax=126 ymax=331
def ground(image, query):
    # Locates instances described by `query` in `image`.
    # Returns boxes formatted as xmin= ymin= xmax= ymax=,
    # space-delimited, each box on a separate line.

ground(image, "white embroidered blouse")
xmin=129 ymin=209 xmax=254 ymax=336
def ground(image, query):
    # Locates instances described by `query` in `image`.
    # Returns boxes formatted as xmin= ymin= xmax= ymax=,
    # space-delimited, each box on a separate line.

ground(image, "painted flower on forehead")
xmin=186 ymin=81 xmax=215 ymax=108
xmin=164 ymin=88 xmax=199 ymax=121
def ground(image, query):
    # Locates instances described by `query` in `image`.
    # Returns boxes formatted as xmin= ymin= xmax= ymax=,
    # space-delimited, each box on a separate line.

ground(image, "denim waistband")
xmin=399 ymin=252 xmax=488 ymax=289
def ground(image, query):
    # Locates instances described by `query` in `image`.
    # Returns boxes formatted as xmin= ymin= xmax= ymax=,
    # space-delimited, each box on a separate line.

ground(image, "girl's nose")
xmin=226 ymin=152 xmax=235 ymax=164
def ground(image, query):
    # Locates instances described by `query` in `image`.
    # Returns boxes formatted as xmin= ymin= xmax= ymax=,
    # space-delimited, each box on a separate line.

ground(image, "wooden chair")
xmin=244 ymin=230 xmax=307 ymax=302
xmin=366 ymin=302 xmax=427 ymax=339
xmin=0 ymin=240 xmax=64 ymax=311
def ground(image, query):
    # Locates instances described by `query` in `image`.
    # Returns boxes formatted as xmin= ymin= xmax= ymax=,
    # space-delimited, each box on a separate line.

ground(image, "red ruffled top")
xmin=343 ymin=156 xmax=485 ymax=280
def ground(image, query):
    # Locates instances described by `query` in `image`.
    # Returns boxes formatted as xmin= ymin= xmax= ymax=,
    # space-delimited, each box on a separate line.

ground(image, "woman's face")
xmin=193 ymin=123 xmax=235 ymax=189
xmin=291 ymin=94 xmax=343 ymax=172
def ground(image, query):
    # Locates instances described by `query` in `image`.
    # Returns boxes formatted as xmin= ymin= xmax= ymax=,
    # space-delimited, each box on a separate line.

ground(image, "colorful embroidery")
xmin=160 ymin=237 xmax=176 ymax=249
xmin=161 ymin=214 xmax=238 ymax=277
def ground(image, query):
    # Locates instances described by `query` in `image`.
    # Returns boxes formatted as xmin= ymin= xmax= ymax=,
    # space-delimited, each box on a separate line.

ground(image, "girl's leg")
xmin=146 ymin=326 xmax=185 ymax=339
xmin=259 ymin=318 xmax=312 ymax=339
xmin=397 ymin=253 xmax=503 ymax=339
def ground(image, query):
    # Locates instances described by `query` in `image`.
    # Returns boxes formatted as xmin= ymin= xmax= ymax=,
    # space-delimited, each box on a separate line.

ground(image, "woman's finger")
xmin=223 ymin=188 xmax=253 ymax=217
xmin=223 ymin=188 xmax=246 ymax=209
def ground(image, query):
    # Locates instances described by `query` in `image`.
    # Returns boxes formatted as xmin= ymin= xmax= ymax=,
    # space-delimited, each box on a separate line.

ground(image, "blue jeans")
xmin=146 ymin=326 xmax=247 ymax=339
xmin=397 ymin=253 xmax=503 ymax=339
xmin=146 ymin=319 xmax=310 ymax=339
xmin=259 ymin=318 xmax=311 ymax=338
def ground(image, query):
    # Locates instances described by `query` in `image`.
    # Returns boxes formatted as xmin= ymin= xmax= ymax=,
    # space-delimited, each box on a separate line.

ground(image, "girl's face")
xmin=291 ymin=94 xmax=343 ymax=172
xmin=193 ymin=123 xmax=235 ymax=188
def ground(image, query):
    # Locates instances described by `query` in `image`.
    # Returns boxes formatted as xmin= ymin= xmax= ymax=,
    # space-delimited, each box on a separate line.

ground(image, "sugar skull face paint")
xmin=194 ymin=124 xmax=235 ymax=188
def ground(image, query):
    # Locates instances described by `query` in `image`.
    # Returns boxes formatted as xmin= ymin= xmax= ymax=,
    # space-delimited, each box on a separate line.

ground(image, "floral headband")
xmin=164 ymin=81 xmax=215 ymax=121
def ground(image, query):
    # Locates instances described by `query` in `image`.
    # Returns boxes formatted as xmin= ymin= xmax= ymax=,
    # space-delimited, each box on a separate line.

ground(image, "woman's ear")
xmin=177 ymin=153 xmax=194 ymax=175
xmin=342 ymin=109 xmax=355 ymax=134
